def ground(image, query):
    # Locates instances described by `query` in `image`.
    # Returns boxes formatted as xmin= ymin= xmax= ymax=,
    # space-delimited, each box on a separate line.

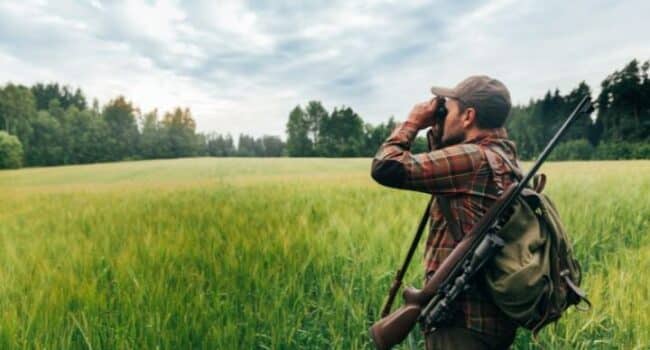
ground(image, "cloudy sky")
xmin=1 ymin=0 xmax=648 ymax=138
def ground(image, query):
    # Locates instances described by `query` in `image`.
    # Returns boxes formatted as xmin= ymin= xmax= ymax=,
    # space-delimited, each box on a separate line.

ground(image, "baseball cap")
xmin=431 ymin=75 xmax=512 ymax=126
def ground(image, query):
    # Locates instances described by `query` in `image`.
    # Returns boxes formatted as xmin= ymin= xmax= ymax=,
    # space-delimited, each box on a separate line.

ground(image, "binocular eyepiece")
xmin=433 ymin=97 xmax=448 ymax=122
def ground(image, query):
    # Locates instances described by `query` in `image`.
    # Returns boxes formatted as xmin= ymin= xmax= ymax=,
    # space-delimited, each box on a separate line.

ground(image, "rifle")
xmin=379 ymin=97 xmax=448 ymax=318
xmin=369 ymin=95 xmax=594 ymax=350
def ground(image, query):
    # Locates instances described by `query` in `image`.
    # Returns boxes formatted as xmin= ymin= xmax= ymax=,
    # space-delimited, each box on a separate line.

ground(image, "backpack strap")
xmin=485 ymin=145 xmax=548 ymax=193
xmin=437 ymin=196 xmax=463 ymax=242
xmin=485 ymin=145 xmax=524 ymax=181
xmin=533 ymin=173 xmax=547 ymax=193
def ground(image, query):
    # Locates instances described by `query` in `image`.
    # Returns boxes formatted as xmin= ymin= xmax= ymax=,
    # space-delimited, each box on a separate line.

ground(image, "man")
xmin=371 ymin=75 xmax=521 ymax=349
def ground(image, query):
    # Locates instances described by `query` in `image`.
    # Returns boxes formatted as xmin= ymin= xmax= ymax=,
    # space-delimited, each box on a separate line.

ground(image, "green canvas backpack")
xmin=480 ymin=145 xmax=590 ymax=335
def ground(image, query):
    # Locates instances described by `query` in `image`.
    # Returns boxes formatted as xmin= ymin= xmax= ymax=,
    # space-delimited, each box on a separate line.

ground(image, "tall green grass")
xmin=0 ymin=158 xmax=648 ymax=349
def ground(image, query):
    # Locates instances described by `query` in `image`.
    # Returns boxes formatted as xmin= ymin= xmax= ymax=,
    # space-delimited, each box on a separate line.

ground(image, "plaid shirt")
xmin=371 ymin=121 xmax=520 ymax=337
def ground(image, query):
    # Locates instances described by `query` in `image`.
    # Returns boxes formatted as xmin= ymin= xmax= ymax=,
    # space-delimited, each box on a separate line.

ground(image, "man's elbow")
xmin=371 ymin=159 xmax=406 ymax=188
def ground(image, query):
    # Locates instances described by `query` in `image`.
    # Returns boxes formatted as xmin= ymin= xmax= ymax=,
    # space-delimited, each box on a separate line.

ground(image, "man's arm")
xmin=370 ymin=121 xmax=483 ymax=195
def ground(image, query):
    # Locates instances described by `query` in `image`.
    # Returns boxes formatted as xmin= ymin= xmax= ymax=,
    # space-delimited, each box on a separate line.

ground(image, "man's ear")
xmin=462 ymin=108 xmax=477 ymax=128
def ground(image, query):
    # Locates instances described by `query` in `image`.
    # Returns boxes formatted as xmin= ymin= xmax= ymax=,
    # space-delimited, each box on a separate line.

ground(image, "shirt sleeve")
xmin=370 ymin=121 xmax=484 ymax=195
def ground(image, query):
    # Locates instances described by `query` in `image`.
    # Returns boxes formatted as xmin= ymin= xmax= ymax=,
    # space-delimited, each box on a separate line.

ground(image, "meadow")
xmin=0 ymin=158 xmax=648 ymax=349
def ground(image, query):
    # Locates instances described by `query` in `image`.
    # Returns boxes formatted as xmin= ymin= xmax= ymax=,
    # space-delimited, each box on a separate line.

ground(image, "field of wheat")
xmin=0 ymin=158 xmax=648 ymax=349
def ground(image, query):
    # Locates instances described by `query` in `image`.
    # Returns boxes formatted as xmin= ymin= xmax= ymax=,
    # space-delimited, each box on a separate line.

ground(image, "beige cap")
xmin=431 ymin=75 xmax=511 ymax=124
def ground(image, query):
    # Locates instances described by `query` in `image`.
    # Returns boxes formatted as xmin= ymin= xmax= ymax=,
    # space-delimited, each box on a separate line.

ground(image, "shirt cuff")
xmin=386 ymin=121 xmax=419 ymax=148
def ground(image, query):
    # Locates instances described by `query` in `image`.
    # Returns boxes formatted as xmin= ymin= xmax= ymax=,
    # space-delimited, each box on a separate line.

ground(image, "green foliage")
xmin=0 ymin=83 xmax=37 ymax=151
xmin=548 ymin=139 xmax=595 ymax=160
xmin=508 ymin=58 xmax=650 ymax=160
xmin=361 ymin=117 xmax=397 ymax=156
xmin=597 ymin=59 xmax=650 ymax=142
xmin=286 ymin=105 xmax=313 ymax=156
xmin=139 ymin=109 xmax=166 ymax=159
xmin=31 ymin=83 xmax=87 ymax=111
xmin=161 ymin=107 xmax=200 ymax=158
xmin=305 ymin=101 xmax=328 ymax=146
xmin=411 ymin=136 xmax=429 ymax=153
xmin=261 ymin=135 xmax=286 ymax=157
xmin=533 ymin=140 xmax=650 ymax=161
xmin=316 ymin=106 xmax=365 ymax=157
xmin=65 ymin=107 xmax=112 ymax=164
xmin=507 ymin=82 xmax=599 ymax=160
xmin=2 ymin=82 xmax=287 ymax=167
xmin=27 ymin=110 xmax=64 ymax=165
xmin=237 ymin=134 xmax=262 ymax=157
xmin=593 ymin=141 xmax=650 ymax=160
xmin=0 ymin=130 xmax=23 ymax=168
xmin=205 ymin=133 xmax=236 ymax=157
xmin=102 ymin=96 xmax=139 ymax=161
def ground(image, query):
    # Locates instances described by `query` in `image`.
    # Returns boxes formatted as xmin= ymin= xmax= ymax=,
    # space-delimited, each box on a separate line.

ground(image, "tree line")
xmin=0 ymin=83 xmax=285 ymax=168
xmin=507 ymin=59 xmax=650 ymax=160
xmin=286 ymin=58 xmax=650 ymax=160
xmin=285 ymin=102 xmax=432 ymax=157
xmin=1 ymin=58 xmax=649 ymax=169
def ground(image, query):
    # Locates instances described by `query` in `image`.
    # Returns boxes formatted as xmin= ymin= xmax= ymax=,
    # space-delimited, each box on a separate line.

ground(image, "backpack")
xmin=480 ymin=145 xmax=590 ymax=335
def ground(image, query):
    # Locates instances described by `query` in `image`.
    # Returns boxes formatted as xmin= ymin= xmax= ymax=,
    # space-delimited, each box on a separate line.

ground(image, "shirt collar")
xmin=463 ymin=127 xmax=509 ymax=145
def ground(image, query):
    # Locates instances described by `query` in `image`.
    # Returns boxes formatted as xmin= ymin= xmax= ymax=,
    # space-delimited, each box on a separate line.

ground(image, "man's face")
xmin=441 ymin=98 xmax=467 ymax=146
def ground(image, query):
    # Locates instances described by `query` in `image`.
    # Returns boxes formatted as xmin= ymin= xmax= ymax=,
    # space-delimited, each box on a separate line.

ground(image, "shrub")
xmin=548 ymin=139 xmax=594 ymax=160
xmin=0 ymin=131 xmax=24 ymax=169
xmin=594 ymin=142 xmax=638 ymax=160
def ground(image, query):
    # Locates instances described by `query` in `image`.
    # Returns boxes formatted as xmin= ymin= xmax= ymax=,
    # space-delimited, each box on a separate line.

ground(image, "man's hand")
xmin=407 ymin=98 xmax=444 ymax=150
xmin=406 ymin=98 xmax=439 ymax=129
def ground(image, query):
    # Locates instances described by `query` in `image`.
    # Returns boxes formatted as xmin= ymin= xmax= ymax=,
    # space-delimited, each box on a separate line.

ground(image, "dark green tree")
xmin=362 ymin=116 xmax=396 ymax=156
xmin=63 ymin=108 xmax=111 ymax=164
xmin=237 ymin=134 xmax=256 ymax=157
xmin=597 ymin=59 xmax=648 ymax=142
xmin=139 ymin=109 xmax=166 ymax=158
xmin=31 ymin=83 xmax=86 ymax=111
xmin=161 ymin=107 xmax=199 ymax=158
xmin=102 ymin=96 xmax=139 ymax=160
xmin=0 ymin=130 xmax=23 ymax=169
xmin=305 ymin=101 xmax=328 ymax=145
xmin=316 ymin=106 xmax=364 ymax=157
xmin=0 ymin=83 xmax=37 ymax=151
xmin=261 ymin=135 xmax=285 ymax=156
xmin=205 ymin=133 xmax=235 ymax=157
xmin=286 ymin=105 xmax=313 ymax=156
xmin=26 ymin=111 xmax=64 ymax=165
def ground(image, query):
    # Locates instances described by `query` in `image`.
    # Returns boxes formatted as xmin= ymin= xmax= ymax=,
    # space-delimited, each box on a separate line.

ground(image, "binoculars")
xmin=427 ymin=97 xmax=448 ymax=150
xmin=433 ymin=97 xmax=448 ymax=124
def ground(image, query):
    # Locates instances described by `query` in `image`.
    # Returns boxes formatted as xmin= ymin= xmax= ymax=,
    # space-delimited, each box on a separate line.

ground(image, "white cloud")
xmin=0 ymin=0 xmax=649 ymax=139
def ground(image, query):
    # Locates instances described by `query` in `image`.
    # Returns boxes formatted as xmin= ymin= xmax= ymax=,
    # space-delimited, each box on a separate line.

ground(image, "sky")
xmin=0 ymin=0 xmax=648 ymax=138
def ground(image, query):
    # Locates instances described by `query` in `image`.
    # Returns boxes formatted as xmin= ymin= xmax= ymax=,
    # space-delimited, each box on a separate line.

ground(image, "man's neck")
xmin=464 ymin=127 xmax=507 ymax=143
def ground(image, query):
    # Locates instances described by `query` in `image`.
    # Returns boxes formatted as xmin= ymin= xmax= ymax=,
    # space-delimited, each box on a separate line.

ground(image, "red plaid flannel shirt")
xmin=371 ymin=121 xmax=520 ymax=337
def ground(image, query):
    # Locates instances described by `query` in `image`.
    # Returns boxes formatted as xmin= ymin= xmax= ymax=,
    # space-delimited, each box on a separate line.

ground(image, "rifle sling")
xmin=486 ymin=145 xmax=524 ymax=181
xmin=437 ymin=196 xmax=463 ymax=242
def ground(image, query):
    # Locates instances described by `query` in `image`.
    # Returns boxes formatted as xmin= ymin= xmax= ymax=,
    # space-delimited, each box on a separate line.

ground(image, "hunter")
xmin=371 ymin=75 xmax=520 ymax=349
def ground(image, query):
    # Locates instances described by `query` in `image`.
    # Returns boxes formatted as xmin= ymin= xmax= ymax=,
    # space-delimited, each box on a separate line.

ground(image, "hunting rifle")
xmin=370 ymin=95 xmax=594 ymax=350
xmin=378 ymin=97 xmax=447 ymax=319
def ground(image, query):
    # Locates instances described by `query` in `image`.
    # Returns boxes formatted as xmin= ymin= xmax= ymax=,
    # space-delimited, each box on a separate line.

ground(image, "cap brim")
xmin=430 ymin=86 xmax=458 ymax=98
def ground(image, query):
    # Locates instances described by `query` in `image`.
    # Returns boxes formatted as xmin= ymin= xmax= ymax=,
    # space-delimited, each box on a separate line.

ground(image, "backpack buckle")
xmin=560 ymin=270 xmax=592 ymax=311
xmin=533 ymin=174 xmax=547 ymax=193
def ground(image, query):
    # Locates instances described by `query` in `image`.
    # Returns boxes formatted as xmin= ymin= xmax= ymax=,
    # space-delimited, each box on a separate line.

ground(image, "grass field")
xmin=1 ymin=158 xmax=649 ymax=349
